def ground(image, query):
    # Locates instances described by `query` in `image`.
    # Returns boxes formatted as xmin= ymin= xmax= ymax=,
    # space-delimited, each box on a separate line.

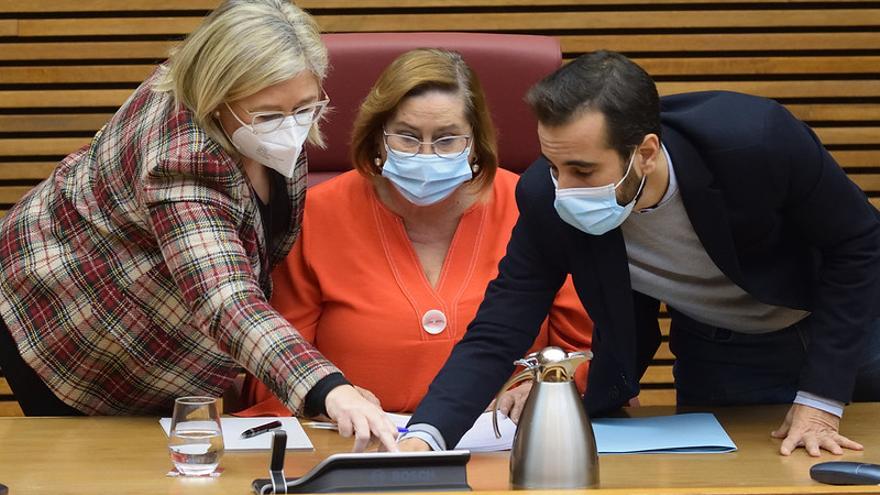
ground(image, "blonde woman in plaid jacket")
xmin=0 ymin=0 xmax=398 ymax=451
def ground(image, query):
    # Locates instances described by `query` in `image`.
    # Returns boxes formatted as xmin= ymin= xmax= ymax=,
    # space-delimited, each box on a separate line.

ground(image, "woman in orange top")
xmin=238 ymin=48 xmax=592 ymax=419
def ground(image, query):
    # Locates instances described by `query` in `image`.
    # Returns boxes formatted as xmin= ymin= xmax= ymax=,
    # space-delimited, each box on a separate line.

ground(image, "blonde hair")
xmin=351 ymin=48 xmax=498 ymax=192
xmin=154 ymin=0 xmax=328 ymax=152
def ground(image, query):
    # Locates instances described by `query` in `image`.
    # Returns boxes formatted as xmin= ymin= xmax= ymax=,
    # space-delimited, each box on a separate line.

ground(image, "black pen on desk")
xmin=240 ymin=420 xmax=283 ymax=439
xmin=300 ymin=420 xmax=409 ymax=434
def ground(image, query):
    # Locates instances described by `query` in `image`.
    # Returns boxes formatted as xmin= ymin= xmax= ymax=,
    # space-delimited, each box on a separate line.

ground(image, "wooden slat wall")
xmin=0 ymin=375 xmax=23 ymax=416
xmin=1 ymin=1 xmax=878 ymax=413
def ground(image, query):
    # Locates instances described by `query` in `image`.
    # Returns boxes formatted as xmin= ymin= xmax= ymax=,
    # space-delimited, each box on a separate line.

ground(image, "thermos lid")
xmin=535 ymin=346 xmax=568 ymax=364
xmin=518 ymin=346 xmax=592 ymax=382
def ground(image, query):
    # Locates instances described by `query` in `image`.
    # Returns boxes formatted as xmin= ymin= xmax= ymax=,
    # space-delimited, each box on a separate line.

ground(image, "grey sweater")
xmin=621 ymin=147 xmax=809 ymax=333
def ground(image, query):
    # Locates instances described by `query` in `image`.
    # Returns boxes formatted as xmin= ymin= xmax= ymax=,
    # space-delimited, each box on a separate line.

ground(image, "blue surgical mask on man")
xmin=381 ymin=145 xmax=473 ymax=206
xmin=552 ymin=150 xmax=646 ymax=235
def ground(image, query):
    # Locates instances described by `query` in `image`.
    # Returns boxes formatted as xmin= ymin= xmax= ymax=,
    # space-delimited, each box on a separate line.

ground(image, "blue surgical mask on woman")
xmin=553 ymin=150 xmax=646 ymax=235
xmin=381 ymin=146 xmax=473 ymax=206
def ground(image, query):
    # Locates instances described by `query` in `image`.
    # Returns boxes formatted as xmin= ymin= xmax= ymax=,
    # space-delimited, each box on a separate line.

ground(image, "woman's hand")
xmin=325 ymin=385 xmax=398 ymax=452
xmin=486 ymin=382 xmax=533 ymax=423
xmin=354 ymin=385 xmax=382 ymax=408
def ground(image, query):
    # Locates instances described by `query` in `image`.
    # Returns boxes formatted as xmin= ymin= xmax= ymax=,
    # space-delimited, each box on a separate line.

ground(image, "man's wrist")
xmin=794 ymin=390 xmax=845 ymax=418
xmin=399 ymin=423 xmax=446 ymax=451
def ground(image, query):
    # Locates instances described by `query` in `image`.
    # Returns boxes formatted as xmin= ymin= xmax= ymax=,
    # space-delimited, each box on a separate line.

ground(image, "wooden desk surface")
xmin=1 ymin=405 xmax=878 ymax=495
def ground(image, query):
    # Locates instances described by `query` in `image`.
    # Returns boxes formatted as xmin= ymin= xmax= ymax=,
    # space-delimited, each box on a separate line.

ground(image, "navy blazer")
xmin=409 ymin=91 xmax=880 ymax=448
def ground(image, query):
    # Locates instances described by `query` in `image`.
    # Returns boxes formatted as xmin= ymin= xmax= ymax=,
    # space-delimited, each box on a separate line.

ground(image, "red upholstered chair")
xmin=307 ymin=32 xmax=562 ymax=185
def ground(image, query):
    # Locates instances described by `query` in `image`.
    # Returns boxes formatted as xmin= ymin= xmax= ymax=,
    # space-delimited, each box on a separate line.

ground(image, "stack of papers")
xmin=389 ymin=411 xmax=736 ymax=454
xmin=158 ymin=412 xmax=736 ymax=455
xmin=387 ymin=412 xmax=516 ymax=452
xmin=159 ymin=417 xmax=314 ymax=451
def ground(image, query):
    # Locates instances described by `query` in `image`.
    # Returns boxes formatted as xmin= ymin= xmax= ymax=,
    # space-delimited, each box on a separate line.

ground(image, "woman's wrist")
xmin=303 ymin=372 xmax=350 ymax=417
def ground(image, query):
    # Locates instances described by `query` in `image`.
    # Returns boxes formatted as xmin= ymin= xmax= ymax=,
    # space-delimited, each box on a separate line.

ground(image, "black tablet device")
xmin=252 ymin=450 xmax=472 ymax=494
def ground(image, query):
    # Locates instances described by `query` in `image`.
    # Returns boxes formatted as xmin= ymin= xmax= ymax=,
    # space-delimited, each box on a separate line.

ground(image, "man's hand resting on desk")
xmin=771 ymin=403 xmax=864 ymax=456
xmin=325 ymin=385 xmax=399 ymax=452
xmin=487 ymin=382 xmax=532 ymax=423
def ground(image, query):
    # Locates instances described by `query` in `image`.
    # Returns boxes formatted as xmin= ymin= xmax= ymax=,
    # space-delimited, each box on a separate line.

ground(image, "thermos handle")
xmin=492 ymin=368 xmax=534 ymax=439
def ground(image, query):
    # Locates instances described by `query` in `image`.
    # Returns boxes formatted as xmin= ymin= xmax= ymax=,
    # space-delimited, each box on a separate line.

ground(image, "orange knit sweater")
xmin=238 ymin=169 xmax=592 ymax=415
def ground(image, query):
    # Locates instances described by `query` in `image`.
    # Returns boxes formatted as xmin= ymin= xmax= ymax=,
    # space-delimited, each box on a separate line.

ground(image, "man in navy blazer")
xmin=400 ymin=51 xmax=880 ymax=456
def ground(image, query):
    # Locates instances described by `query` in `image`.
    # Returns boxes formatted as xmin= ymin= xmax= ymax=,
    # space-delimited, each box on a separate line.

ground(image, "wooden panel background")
xmin=1 ymin=0 xmax=878 ymax=414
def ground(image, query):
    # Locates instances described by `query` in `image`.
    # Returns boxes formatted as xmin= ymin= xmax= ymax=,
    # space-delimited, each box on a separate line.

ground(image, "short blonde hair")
xmin=154 ymin=0 xmax=328 ymax=153
xmin=351 ymin=48 xmax=498 ymax=192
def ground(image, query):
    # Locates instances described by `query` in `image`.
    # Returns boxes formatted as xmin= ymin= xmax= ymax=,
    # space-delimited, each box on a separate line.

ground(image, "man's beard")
xmin=615 ymin=157 xmax=644 ymax=207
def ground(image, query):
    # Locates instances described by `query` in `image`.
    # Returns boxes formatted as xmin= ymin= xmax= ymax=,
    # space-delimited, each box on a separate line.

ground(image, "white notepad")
xmin=159 ymin=417 xmax=313 ymax=451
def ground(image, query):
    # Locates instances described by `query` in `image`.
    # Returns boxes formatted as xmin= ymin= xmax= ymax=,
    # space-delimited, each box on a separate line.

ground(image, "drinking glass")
xmin=168 ymin=396 xmax=225 ymax=476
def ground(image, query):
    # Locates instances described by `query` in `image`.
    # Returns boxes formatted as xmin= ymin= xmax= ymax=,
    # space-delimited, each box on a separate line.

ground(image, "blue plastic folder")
xmin=593 ymin=413 xmax=737 ymax=454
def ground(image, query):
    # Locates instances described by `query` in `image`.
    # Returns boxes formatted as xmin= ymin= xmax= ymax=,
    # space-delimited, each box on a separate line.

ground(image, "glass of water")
xmin=168 ymin=396 xmax=225 ymax=476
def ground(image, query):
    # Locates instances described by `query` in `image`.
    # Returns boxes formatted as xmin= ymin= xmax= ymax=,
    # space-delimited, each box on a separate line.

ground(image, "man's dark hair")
xmin=526 ymin=50 xmax=661 ymax=160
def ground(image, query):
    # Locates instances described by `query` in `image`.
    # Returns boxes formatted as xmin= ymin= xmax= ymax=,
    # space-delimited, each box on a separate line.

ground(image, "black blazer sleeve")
xmin=770 ymin=104 xmax=880 ymax=401
xmin=408 ymin=167 xmax=567 ymax=448
xmin=632 ymin=291 xmax=662 ymax=379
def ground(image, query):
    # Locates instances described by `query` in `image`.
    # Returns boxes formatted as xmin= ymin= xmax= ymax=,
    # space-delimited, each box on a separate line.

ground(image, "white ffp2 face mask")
xmin=226 ymin=104 xmax=311 ymax=178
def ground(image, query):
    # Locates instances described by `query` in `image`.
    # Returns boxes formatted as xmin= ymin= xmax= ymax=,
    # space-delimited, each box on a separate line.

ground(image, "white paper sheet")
xmin=390 ymin=412 xmax=736 ymax=454
xmin=388 ymin=411 xmax=517 ymax=452
xmin=159 ymin=417 xmax=313 ymax=451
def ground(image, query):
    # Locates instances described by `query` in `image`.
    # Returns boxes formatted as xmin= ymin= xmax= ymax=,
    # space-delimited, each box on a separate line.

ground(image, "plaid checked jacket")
xmin=0 ymin=70 xmax=340 ymax=415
